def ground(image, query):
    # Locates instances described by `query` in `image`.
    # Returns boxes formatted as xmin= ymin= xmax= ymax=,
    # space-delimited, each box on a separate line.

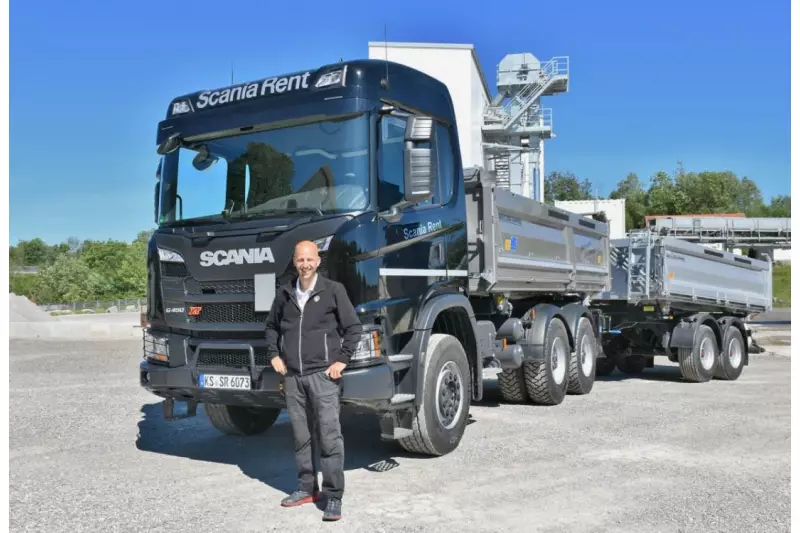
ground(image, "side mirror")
xmin=403 ymin=116 xmax=436 ymax=205
xmin=192 ymin=145 xmax=218 ymax=171
xmin=157 ymin=133 xmax=181 ymax=155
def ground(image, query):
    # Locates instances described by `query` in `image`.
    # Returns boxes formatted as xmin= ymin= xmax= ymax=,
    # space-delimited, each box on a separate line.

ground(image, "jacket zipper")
xmin=324 ymin=333 xmax=328 ymax=363
xmin=298 ymin=307 xmax=304 ymax=375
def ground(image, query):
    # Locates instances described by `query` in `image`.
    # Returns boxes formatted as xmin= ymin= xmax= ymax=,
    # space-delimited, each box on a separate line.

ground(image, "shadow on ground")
xmin=135 ymin=402 xmax=479 ymax=497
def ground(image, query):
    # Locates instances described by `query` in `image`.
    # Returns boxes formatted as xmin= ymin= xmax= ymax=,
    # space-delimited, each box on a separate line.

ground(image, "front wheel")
xmin=205 ymin=404 xmax=282 ymax=436
xmin=398 ymin=334 xmax=471 ymax=456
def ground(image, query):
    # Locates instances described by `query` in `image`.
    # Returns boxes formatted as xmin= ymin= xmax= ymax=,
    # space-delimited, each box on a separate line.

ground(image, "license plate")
xmin=199 ymin=373 xmax=251 ymax=390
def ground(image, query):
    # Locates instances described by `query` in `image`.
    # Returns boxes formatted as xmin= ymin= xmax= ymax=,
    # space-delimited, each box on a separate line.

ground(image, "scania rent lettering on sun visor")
xmin=140 ymin=58 xmax=615 ymax=456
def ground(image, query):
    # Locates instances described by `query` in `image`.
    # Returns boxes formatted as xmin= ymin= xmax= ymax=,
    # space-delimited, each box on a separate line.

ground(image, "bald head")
xmin=294 ymin=240 xmax=319 ymax=259
xmin=293 ymin=240 xmax=321 ymax=286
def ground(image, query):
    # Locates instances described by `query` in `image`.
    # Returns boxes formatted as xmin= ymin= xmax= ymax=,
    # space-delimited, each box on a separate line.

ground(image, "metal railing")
xmin=485 ymin=57 xmax=569 ymax=130
xmin=39 ymin=298 xmax=146 ymax=314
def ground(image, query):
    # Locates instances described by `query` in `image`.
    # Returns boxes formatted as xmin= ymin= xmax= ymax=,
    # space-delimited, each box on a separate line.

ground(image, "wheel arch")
xmin=405 ymin=293 xmax=481 ymax=405
xmin=526 ymin=302 xmax=593 ymax=355
xmin=668 ymin=313 xmax=723 ymax=352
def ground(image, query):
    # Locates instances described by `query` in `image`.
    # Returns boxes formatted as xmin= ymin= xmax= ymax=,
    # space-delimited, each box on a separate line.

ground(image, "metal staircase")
xmin=481 ymin=52 xmax=569 ymax=202
xmin=483 ymin=56 xmax=569 ymax=134
xmin=627 ymin=230 xmax=653 ymax=301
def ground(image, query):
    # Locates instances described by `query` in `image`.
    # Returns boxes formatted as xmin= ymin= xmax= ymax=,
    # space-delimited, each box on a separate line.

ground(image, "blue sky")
xmin=9 ymin=0 xmax=790 ymax=245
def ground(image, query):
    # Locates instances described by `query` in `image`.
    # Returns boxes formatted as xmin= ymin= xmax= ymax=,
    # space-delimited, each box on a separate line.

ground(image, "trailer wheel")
xmin=567 ymin=317 xmax=596 ymax=395
xmin=714 ymin=326 xmax=745 ymax=381
xmin=498 ymin=367 xmax=529 ymax=402
xmin=399 ymin=334 xmax=471 ymax=456
xmin=679 ymin=324 xmax=717 ymax=383
xmin=205 ymin=404 xmax=282 ymax=436
xmin=524 ymin=318 xmax=569 ymax=405
xmin=595 ymin=358 xmax=616 ymax=376
xmin=617 ymin=356 xmax=647 ymax=375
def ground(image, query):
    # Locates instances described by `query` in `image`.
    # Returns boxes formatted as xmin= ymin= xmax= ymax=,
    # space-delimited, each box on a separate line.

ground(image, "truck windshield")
xmin=158 ymin=113 xmax=370 ymax=225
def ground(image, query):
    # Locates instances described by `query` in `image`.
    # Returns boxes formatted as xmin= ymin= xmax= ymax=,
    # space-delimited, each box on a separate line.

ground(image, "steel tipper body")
xmin=591 ymin=230 xmax=773 ymax=381
xmin=139 ymin=58 xmax=611 ymax=456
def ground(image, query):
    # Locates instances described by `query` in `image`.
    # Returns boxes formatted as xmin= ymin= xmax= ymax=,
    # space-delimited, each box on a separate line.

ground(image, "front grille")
xmin=196 ymin=348 xmax=272 ymax=368
xmin=188 ymin=302 xmax=267 ymax=324
xmin=185 ymin=279 xmax=254 ymax=296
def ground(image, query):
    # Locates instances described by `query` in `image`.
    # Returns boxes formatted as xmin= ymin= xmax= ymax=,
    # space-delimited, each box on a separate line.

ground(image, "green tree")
xmin=609 ymin=172 xmax=648 ymax=229
xmin=544 ymin=171 xmax=593 ymax=203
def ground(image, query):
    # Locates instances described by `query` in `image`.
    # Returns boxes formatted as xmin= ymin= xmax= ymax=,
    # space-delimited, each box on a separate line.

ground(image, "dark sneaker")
xmin=281 ymin=490 xmax=320 ymax=507
xmin=322 ymin=497 xmax=342 ymax=521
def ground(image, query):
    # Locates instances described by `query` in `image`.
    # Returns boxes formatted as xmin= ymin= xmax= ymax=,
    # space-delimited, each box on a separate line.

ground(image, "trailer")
xmin=591 ymin=230 xmax=773 ymax=381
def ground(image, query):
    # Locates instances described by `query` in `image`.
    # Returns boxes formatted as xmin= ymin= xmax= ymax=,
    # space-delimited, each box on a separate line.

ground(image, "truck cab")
xmin=140 ymin=59 xmax=478 ymax=454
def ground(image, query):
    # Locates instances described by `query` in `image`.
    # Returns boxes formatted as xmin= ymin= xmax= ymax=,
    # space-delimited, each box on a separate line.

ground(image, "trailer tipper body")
xmin=139 ymin=45 xmax=772 ymax=457
xmin=591 ymin=230 xmax=773 ymax=380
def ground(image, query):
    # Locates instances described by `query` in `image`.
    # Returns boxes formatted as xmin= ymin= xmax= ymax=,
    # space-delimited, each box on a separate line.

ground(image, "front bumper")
xmin=140 ymin=352 xmax=396 ymax=411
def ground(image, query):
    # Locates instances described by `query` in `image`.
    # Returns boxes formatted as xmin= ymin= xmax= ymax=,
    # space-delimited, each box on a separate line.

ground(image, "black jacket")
xmin=264 ymin=274 xmax=362 ymax=376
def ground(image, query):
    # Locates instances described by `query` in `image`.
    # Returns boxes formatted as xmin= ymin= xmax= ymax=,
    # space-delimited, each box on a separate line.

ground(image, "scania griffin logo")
xmin=199 ymin=248 xmax=275 ymax=267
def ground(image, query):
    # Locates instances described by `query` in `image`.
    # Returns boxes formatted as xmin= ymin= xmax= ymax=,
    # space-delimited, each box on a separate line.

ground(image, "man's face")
xmin=293 ymin=242 xmax=320 ymax=281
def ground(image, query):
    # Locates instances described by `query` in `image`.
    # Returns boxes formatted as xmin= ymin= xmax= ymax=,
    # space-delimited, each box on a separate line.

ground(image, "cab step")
xmin=390 ymin=393 xmax=415 ymax=404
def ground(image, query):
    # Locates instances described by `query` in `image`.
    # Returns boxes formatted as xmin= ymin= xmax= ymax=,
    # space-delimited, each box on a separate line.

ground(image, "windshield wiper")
xmin=229 ymin=207 xmax=324 ymax=220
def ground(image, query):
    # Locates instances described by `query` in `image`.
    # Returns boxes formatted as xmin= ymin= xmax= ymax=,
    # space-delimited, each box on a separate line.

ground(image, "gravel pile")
xmin=9 ymin=293 xmax=55 ymax=322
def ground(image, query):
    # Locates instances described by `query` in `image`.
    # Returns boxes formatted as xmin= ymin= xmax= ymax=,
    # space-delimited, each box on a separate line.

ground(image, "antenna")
xmin=382 ymin=23 xmax=389 ymax=89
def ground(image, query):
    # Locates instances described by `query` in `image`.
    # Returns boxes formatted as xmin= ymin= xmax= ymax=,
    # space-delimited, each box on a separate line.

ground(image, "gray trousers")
xmin=283 ymin=370 xmax=345 ymax=500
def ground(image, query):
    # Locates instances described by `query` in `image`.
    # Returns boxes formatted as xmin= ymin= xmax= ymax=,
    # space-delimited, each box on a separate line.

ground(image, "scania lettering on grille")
xmin=199 ymin=248 xmax=275 ymax=267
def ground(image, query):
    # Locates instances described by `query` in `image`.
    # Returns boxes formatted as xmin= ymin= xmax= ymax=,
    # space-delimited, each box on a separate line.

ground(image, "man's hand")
xmin=271 ymin=356 xmax=287 ymax=375
xmin=326 ymin=361 xmax=346 ymax=380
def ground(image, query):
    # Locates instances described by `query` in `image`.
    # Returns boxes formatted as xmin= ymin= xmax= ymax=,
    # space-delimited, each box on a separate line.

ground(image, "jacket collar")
xmin=282 ymin=272 xmax=329 ymax=298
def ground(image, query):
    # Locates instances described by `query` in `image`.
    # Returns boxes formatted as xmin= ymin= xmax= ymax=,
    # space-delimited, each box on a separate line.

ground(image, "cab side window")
xmin=434 ymin=123 xmax=454 ymax=205
xmin=378 ymin=114 xmax=451 ymax=210
xmin=378 ymin=116 xmax=407 ymax=211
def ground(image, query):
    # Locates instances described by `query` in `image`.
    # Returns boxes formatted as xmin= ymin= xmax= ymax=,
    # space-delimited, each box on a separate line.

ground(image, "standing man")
xmin=264 ymin=240 xmax=361 ymax=522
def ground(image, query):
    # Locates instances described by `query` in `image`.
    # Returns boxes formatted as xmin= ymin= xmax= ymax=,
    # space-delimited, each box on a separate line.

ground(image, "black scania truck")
xmin=140 ymin=59 xmax=612 ymax=456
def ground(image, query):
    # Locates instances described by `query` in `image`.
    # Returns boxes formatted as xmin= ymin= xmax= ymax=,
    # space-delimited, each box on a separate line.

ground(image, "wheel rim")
xmin=551 ymin=337 xmax=567 ymax=384
xmin=728 ymin=337 xmax=743 ymax=369
xmin=699 ymin=337 xmax=715 ymax=370
xmin=580 ymin=335 xmax=594 ymax=376
xmin=435 ymin=361 xmax=464 ymax=430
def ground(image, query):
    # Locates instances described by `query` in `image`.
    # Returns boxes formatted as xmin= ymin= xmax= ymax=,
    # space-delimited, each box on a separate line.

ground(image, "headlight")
xmin=315 ymin=69 xmax=344 ymax=88
xmin=158 ymin=247 xmax=184 ymax=263
xmin=313 ymin=235 xmax=333 ymax=252
xmin=351 ymin=328 xmax=383 ymax=362
xmin=143 ymin=329 xmax=169 ymax=363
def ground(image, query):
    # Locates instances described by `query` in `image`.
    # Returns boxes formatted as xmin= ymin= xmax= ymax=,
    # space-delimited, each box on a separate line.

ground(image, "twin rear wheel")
xmin=679 ymin=324 xmax=745 ymax=382
xmin=498 ymin=316 xmax=597 ymax=405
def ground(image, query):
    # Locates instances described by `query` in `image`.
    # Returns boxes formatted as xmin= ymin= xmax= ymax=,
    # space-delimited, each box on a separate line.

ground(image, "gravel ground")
xmin=9 ymin=337 xmax=791 ymax=533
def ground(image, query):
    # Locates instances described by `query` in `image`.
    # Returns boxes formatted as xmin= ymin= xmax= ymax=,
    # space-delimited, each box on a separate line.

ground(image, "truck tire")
xmin=679 ymin=324 xmax=717 ymax=383
xmin=595 ymin=357 xmax=616 ymax=376
xmin=399 ymin=334 xmax=471 ymax=456
xmin=617 ymin=356 xmax=647 ymax=375
xmin=498 ymin=368 xmax=529 ymax=402
xmin=714 ymin=326 xmax=745 ymax=381
xmin=523 ymin=318 xmax=569 ymax=405
xmin=205 ymin=404 xmax=282 ymax=436
xmin=567 ymin=317 xmax=596 ymax=395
